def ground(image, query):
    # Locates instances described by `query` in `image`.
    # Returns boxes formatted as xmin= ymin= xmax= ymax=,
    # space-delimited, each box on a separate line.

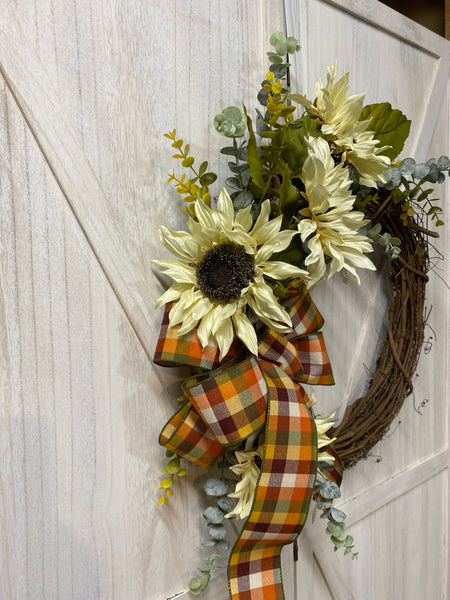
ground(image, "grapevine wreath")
xmin=152 ymin=32 xmax=448 ymax=599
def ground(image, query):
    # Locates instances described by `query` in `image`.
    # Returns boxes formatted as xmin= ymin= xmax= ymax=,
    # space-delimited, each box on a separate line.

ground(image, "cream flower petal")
xmin=177 ymin=297 xmax=213 ymax=334
xmin=214 ymin=318 xmax=234 ymax=360
xmin=232 ymin=310 xmax=258 ymax=356
xmin=211 ymin=302 xmax=239 ymax=333
xmin=225 ymin=449 xmax=261 ymax=520
xmin=260 ymin=260 xmax=309 ymax=281
xmin=299 ymin=137 xmax=375 ymax=287
xmin=168 ymin=288 xmax=199 ymax=326
xmin=249 ymin=278 xmax=292 ymax=328
xmin=160 ymin=225 xmax=203 ymax=260
xmin=153 ymin=259 xmax=197 ymax=284
xmin=216 ymin=188 xmax=235 ymax=230
xmin=155 ymin=282 xmax=193 ymax=308
xmin=224 ymin=229 xmax=257 ymax=252
xmin=254 ymin=229 xmax=298 ymax=263
xmin=234 ymin=204 xmax=253 ymax=232
xmin=197 ymin=308 xmax=217 ymax=348
xmin=306 ymin=64 xmax=390 ymax=186
xmin=251 ymin=199 xmax=271 ymax=236
xmin=251 ymin=213 xmax=283 ymax=246
xmin=298 ymin=219 xmax=317 ymax=242
xmin=194 ymin=197 xmax=216 ymax=229
xmin=159 ymin=228 xmax=193 ymax=262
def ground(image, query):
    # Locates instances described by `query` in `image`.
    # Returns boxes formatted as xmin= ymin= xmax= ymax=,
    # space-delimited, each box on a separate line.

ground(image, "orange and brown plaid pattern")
xmin=285 ymin=285 xmax=325 ymax=339
xmin=183 ymin=356 xmax=268 ymax=445
xmin=154 ymin=287 xmax=334 ymax=600
xmin=154 ymin=303 xmax=241 ymax=371
xmin=228 ymin=361 xmax=317 ymax=600
xmin=159 ymin=401 xmax=225 ymax=467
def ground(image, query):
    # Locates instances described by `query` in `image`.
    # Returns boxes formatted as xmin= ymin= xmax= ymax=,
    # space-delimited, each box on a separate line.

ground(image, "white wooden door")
xmin=0 ymin=1 xmax=448 ymax=599
xmin=286 ymin=1 xmax=450 ymax=599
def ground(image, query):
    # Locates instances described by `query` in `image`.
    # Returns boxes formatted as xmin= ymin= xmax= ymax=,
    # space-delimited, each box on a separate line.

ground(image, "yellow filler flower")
xmin=154 ymin=189 xmax=308 ymax=359
xmin=299 ymin=136 xmax=376 ymax=288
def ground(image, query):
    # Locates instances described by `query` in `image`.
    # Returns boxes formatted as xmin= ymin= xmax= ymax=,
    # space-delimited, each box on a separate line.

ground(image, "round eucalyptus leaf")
xmin=208 ymin=524 xmax=227 ymax=540
xmin=203 ymin=505 xmax=225 ymax=524
xmin=204 ymin=477 xmax=230 ymax=497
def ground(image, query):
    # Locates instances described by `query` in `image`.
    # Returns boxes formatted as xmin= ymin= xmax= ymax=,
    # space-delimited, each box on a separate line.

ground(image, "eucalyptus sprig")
xmin=381 ymin=156 xmax=449 ymax=226
xmin=313 ymin=468 xmax=358 ymax=559
xmin=188 ymin=476 xmax=235 ymax=594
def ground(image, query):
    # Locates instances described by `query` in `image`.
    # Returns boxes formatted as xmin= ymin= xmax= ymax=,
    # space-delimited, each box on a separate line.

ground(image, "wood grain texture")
xmin=284 ymin=1 xmax=450 ymax=598
xmin=0 ymin=0 xmax=449 ymax=598
xmin=0 ymin=2 xmax=291 ymax=599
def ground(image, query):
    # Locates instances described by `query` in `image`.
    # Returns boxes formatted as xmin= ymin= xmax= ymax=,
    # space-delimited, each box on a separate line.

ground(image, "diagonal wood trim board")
xmin=285 ymin=0 xmax=450 ymax=164
xmin=304 ymin=451 xmax=449 ymax=599
xmin=0 ymin=5 xmax=160 ymax=367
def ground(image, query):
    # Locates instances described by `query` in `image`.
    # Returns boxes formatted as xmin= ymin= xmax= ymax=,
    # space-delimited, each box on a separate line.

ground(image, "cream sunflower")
xmin=225 ymin=447 xmax=262 ymax=520
xmin=292 ymin=62 xmax=390 ymax=187
xmin=299 ymin=136 xmax=376 ymax=288
xmin=154 ymin=189 xmax=308 ymax=359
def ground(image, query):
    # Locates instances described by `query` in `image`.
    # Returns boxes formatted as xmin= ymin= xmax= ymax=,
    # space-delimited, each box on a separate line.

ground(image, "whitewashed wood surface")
xmin=0 ymin=1 xmax=448 ymax=599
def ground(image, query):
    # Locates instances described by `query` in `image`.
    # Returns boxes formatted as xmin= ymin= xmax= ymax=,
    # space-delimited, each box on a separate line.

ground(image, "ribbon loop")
xmin=183 ymin=356 xmax=268 ymax=445
xmin=159 ymin=402 xmax=225 ymax=467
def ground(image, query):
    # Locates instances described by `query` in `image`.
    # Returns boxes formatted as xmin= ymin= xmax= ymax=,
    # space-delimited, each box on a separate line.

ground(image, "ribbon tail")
xmin=228 ymin=362 xmax=317 ymax=600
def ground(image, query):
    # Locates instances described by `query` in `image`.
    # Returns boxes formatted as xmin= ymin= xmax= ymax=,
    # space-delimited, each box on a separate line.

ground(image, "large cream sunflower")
xmin=154 ymin=189 xmax=307 ymax=358
xmin=292 ymin=63 xmax=390 ymax=187
xmin=298 ymin=136 xmax=376 ymax=288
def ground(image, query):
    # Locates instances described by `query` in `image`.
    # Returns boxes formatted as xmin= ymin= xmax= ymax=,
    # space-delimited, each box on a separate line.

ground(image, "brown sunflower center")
xmin=196 ymin=242 xmax=255 ymax=303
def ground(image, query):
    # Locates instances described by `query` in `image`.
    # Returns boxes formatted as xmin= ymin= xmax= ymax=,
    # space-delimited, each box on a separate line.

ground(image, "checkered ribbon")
xmin=155 ymin=288 xmax=333 ymax=599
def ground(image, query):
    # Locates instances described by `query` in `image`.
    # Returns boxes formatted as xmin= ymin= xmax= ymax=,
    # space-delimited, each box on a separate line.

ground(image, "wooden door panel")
xmin=1 ymin=0 xmax=449 ymax=598
xmin=285 ymin=1 xmax=450 ymax=598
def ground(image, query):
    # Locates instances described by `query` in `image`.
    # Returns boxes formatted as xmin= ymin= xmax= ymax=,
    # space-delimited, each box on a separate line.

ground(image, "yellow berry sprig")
xmin=164 ymin=129 xmax=217 ymax=213
xmin=157 ymin=450 xmax=187 ymax=505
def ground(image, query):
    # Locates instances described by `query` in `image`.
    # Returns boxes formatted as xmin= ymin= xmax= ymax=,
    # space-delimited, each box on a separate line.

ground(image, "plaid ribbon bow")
xmin=154 ymin=287 xmax=334 ymax=599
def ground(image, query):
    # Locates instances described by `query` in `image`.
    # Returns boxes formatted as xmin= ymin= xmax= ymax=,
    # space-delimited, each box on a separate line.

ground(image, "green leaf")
xmin=214 ymin=106 xmax=246 ymax=138
xmin=217 ymin=496 xmax=237 ymax=512
xmin=279 ymin=165 xmax=299 ymax=227
xmin=203 ymin=506 xmax=225 ymax=524
xmin=198 ymin=161 xmax=208 ymax=176
xmin=359 ymin=102 xmax=411 ymax=160
xmin=273 ymin=116 xmax=323 ymax=177
xmin=216 ymin=539 xmax=231 ymax=553
xmin=208 ymin=524 xmax=227 ymax=540
xmin=320 ymin=479 xmax=341 ymax=499
xmin=233 ymin=191 xmax=254 ymax=209
xmin=327 ymin=521 xmax=346 ymax=539
xmin=204 ymin=477 xmax=230 ymax=497
xmin=330 ymin=507 xmax=346 ymax=523
xmin=270 ymin=31 xmax=287 ymax=56
xmin=182 ymin=157 xmax=195 ymax=168
xmin=286 ymin=36 xmax=301 ymax=54
xmin=243 ymin=106 xmax=265 ymax=192
xmin=220 ymin=146 xmax=240 ymax=157
xmin=200 ymin=172 xmax=217 ymax=186
xmin=189 ymin=574 xmax=210 ymax=594
xmin=267 ymin=52 xmax=283 ymax=64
